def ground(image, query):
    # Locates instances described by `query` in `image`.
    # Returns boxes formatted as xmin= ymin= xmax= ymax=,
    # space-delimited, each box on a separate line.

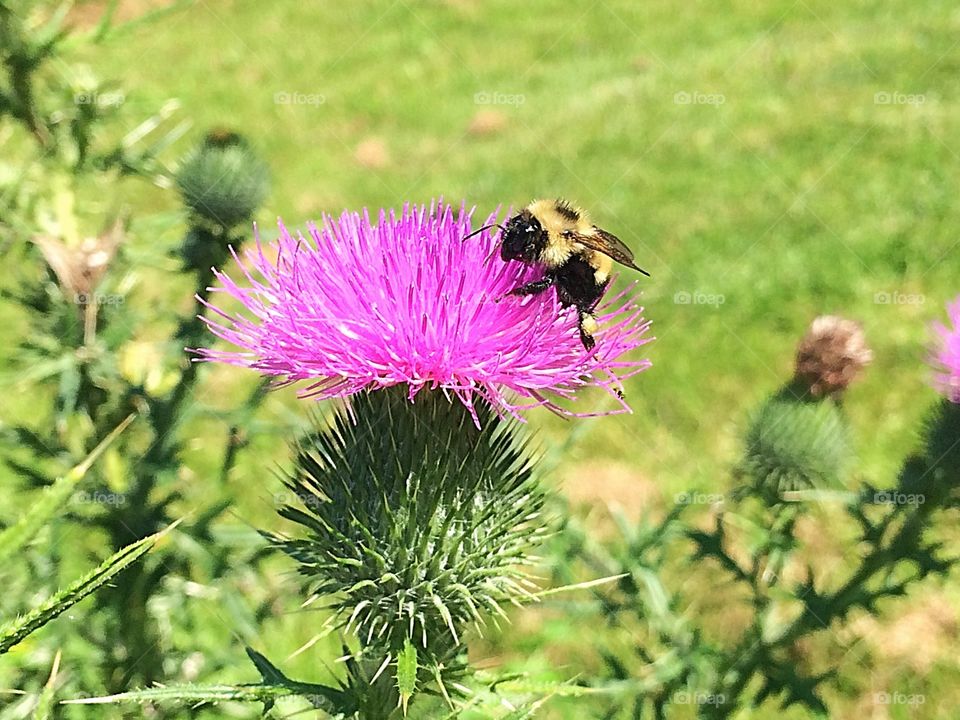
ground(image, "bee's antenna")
xmin=462 ymin=223 xmax=503 ymax=241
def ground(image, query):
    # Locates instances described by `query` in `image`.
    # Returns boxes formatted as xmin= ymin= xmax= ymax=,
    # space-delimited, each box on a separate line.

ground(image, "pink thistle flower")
xmin=931 ymin=296 xmax=960 ymax=403
xmin=194 ymin=200 xmax=652 ymax=421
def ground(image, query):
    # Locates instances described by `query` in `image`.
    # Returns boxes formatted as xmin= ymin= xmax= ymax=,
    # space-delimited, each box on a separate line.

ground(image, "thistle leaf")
xmin=245 ymin=647 xmax=289 ymax=685
xmin=396 ymin=638 xmax=418 ymax=715
xmin=0 ymin=520 xmax=172 ymax=654
xmin=62 ymin=683 xmax=297 ymax=706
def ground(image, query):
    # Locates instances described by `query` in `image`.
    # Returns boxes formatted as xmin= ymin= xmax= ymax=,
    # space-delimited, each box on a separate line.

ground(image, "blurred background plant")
xmin=0 ymin=1 xmax=276 ymax=715
xmin=2 ymin=0 xmax=959 ymax=718
xmin=546 ymin=315 xmax=959 ymax=718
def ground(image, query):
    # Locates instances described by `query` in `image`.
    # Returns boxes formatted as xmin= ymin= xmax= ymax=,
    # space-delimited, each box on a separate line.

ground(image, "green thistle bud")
xmin=272 ymin=388 xmax=546 ymax=704
xmin=740 ymin=395 xmax=854 ymax=504
xmin=176 ymin=129 xmax=269 ymax=231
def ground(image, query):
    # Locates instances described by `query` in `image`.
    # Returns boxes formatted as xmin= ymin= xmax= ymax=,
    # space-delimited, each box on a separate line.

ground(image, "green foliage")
xmin=32 ymin=652 xmax=60 ymax=720
xmin=0 ymin=414 xmax=133 ymax=564
xmin=0 ymin=524 xmax=169 ymax=655
xmin=63 ymin=679 xmax=322 ymax=712
xmin=3 ymin=2 xmax=960 ymax=719
xmin=0 ymin=1 xmax=273 ymax=711
xmin=556 ymin=339 xmax=957 ymax=719
xmin=397 ymin=638 xmax=418 ymax=715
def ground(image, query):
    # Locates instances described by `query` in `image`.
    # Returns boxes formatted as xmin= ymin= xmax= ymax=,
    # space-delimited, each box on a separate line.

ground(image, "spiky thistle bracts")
xmin=194 ymin=200 xmax=652 ymax=421
xmin=270 ymin=390 xmax=547 ymax=659
xmin=740 ymin=396 xmax=854 ymax=504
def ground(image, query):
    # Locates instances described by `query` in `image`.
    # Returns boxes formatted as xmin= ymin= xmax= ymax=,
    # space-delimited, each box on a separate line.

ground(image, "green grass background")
xmin=3 ymin=0 xmax=960 ymax=717
xmin=80 ymin=0 xmax=958 ymax=484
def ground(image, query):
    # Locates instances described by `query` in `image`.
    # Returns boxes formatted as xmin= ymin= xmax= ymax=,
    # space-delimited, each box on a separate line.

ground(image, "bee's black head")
xmin=500 ymin=211 xmax=547 ymax=263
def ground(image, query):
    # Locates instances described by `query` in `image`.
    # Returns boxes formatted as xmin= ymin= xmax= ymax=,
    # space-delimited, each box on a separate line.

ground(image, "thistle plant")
xmin=739 ymin=316 xmax=869 ymax=504
xmin=0 ymin=2 xmax=275 ymax=709
xmin=920 ymin=296 xmax=960 ymax=493
xmin=930 ymin=296 xmax=960 ymax=404
xmin=273 ymin=389 xmax=546 ymax=713
xmin=559 ymin=312 xmax=960 ymax=718
xmin=80 ymin=200 xmax=652 ymax=717
xmin=201 ymin=200 xmax=650 ymax=715
xmin=277 ymin=391 xmax=543 ymax=652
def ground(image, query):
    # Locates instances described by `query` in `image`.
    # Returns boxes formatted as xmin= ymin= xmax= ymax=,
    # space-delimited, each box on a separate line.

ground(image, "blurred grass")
xmin=2 ymin=0 xmax=959 ymax=717
xmin=65 ymin=0 xmax=960 ymax=487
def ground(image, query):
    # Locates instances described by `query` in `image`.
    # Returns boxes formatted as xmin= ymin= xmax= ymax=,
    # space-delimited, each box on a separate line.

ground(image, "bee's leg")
xmin=578 ymin=311 xmax=598 ymax=350
xmin=497 ymin=274 xmax=555 ymax=302
xmin=584 ymin=279 xmax=610 ymax=314
xmin=577 ymin=310 xmax=624 ymax=396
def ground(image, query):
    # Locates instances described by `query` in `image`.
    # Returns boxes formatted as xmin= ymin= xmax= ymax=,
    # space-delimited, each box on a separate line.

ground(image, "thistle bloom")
xmin=195 ymin=201 xmax=651 ymax=419
xmin=931 ymin=296 xmax=960 ymax=403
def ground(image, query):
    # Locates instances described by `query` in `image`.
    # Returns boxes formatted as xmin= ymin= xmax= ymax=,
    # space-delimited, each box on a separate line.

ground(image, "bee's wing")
xmin=576 ymin=228 xmax=651 ymax=276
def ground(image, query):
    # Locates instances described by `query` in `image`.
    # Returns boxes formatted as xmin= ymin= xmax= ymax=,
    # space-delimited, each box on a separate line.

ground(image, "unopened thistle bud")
xmin=176 ymin=129 xmax=269 ymax=231
xmin=741 ymin=396 xmax=854 ymax=503
xmin=739 ymin=316 xmax=865 ymax=504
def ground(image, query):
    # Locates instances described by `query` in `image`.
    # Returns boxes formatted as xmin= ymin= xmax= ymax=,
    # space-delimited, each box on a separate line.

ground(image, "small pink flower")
xmin=931 ymin=296 xmax=960 ymax=403
xmin=194 ymin=201 xmax=652 ymax=421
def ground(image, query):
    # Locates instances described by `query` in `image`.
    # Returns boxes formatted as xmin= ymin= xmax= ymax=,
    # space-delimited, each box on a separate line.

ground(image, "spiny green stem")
xmin=98 ymin=247 xmax=230 ymax=691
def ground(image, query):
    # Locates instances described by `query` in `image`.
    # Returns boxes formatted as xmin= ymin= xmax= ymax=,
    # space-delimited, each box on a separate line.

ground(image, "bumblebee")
xmin=468 ymin=199 xmax=649 ymax=350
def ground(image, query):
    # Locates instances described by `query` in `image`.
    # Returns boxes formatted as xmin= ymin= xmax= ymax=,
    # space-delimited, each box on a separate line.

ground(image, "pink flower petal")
xmin=931 ymin=296 xmax=960 ymax=403
xmin=192 ymin=200 xmax=653 ymax=420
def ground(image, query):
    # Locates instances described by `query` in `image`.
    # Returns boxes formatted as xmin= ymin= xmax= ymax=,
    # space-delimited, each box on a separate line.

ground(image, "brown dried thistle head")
xmin=794 ymin=315 xmax=872 ymax=397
